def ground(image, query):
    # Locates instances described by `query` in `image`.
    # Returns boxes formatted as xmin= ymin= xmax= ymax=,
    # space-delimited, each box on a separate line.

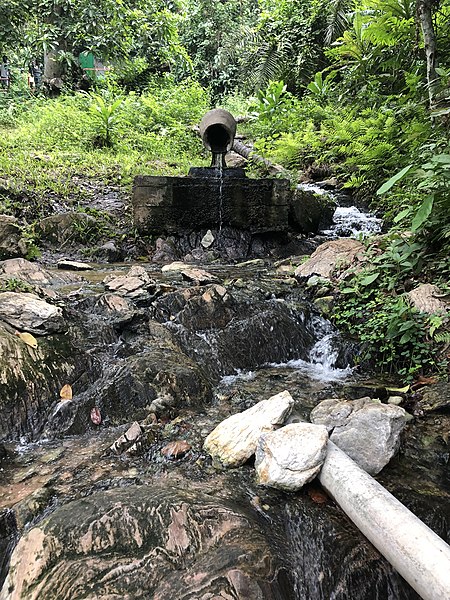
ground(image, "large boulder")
xmin=0 ymin=292 xmax=65 ymax=335
xmin=36 ymin=212 xmax=96 ymax=244
xmin=255 ymin=422 xmax=329 ymax=491
xmin=204 ymin=390 xmax=294 ymax=467
xmin=0 ymin=258 xmax=80 ymax=288
xmin=310 ymin=397 xmax=407 ymax=474
xmin=295 ymin=239 xmax=365 ymax=280
xmin=0 ymin=215 xmax=27 ymax=259
xmin=1 ymin=483 xmax=292 ymax=600
xmin=290 ymin=187 xmax=335 ymax=234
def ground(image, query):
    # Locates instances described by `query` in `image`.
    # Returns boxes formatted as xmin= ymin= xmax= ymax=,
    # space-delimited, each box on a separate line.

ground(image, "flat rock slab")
xmin=310 ymin=397 xmax=407 ymax=475
xmin=57 ymin=260 xmax=93 ymax=271
xmin=0 ymin=292 xmax=65 ymax=335
xmin=255 ymin=422 xmax=329 ymax=491
xmin=181 ymin=268 xmax=218 ymax=285
xmin=1 ymin=482 xmax=288 ymax=600
xmin=295 ymin=239 xmax=365 ymax=279
xmin=204 ymin=390 xmax=294 ymax=467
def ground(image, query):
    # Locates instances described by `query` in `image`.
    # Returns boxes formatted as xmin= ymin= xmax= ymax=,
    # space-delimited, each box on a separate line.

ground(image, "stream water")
xmin=0 ymin=187 xmax=448 ymax=599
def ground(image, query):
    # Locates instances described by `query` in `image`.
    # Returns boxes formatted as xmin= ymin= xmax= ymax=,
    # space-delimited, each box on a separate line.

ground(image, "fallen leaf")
xmin=385 ymin=384 xmax=410 ymax=394
xmin=161 ymin=440 xmax=191 ymax=460
xmin=90 ymin=407 xmax=102 ymax=425
xmin=307 ymin=485 xmax=328 ymax=505
xmin=15 ymin=331 xmax=38 ymax=348
xmin=60 ymin=384 xmax=73 ymax=401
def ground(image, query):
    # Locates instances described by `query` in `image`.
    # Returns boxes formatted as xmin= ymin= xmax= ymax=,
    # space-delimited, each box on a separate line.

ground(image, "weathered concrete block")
xmin=132 ymin=173 xmax=292 ymax=235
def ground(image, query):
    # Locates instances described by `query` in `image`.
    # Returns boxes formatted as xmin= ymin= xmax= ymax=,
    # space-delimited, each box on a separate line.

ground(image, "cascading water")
xmin=297 ymin=182 xmax=383 ymax=238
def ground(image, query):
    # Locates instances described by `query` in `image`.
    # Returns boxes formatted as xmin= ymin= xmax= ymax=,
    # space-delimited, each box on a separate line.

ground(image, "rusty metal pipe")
xmin=199 ymin=109 xmax=237 ymax=167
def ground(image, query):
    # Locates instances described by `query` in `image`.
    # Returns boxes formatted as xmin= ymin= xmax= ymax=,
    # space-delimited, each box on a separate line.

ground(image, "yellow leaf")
xmin=15 ymin=331 xmax=38 ymax=348
xmin=60 ymin=384 xmax=73 ymax=401
xmin=386 ymin=385 xmax=410 ymax=394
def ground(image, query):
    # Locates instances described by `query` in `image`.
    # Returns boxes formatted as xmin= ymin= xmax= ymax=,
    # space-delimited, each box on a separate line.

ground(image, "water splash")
xmin=321 ymin=205 xmax=382 ymax=238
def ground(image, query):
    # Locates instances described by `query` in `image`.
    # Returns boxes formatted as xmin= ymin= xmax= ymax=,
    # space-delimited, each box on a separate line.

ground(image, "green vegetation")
xmin=0 ymin=0 xmax=449 ymax=381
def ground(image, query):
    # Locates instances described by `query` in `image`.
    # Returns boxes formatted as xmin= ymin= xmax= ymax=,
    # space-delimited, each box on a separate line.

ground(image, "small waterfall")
xmin=297 ymin=182 xmax=382 ymax=238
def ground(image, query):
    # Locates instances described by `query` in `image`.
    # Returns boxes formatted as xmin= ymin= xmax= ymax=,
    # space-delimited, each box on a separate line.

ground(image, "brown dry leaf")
xmin=161 ymin=440 xmax=191 ymax=460
xmin=60 ymin=384 xmax=73 ymax=401
xmin=307 ymin=485 xmax=328 ymax=505
xmin=15 ymin=331 xmax=38 ymax=349
xmin=90 ymin=407 xmax=102 ymax=425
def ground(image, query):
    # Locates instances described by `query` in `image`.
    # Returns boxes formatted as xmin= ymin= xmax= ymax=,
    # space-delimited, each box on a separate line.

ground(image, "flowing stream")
xmin=0 ymin=188 xmax=448 ymax=599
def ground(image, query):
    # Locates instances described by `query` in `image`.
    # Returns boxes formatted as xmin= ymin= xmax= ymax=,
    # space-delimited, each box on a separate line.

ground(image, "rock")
xmin=226 ymin=151 xmax=247 ymax=168
xmin=387 ymin=396 xmax=403 ymax=406
xmin=181 ymin=267 xmax=218 ymax=285
xmin=0 ymin=292 xmax=65 ymax=334
xmin=36 ymin=212 xmax=96 ymax=244
xmin=0 ymin=215 xmax=27 ymax=259
xmin=290 ymin=188 xmax=336 ymax=234
xmin=110 ymin=421 xmax=143 ymax=454
xmin=295 ymin=239 xmax=365 ymax=280
xmin=0 ymin=258 xmax=80 ymax=287
xmin=57 ymin=260 xmax=93 ymax=271
xmin=201 ymin=230 xmax=215 ymax=248
xmin=310 ymin=398 xmax=407 ymax=474
xmin=161 ymin=440 xmax=191 ymax=460
xmin=0 ymin=322 xmax=95 ymax=440
xmin=204 ymin=390 xmax=294 ymax=467
xmin=255 ymin=423 xmax=329 ymax=491
xmin=103 ymin=266 xmax=154 ymax=299
xmin=416 ymin=382 xmax=450 ymax=413
xmin=161 ymin=261 xmax=188 ymax=272
xmin=313 ymin=296 xmax=334 ymax=317
xmin=407 ymin=283 xmax=449 ymax=315
xmin=94 ymin=240 xmax=123 ymax=263
xmin=1 ymin=483 xmax=288 ymax=600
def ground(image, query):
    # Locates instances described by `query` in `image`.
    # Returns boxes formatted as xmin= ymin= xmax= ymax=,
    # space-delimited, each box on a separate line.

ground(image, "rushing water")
xmin=1 ymin=191 xmax=448 ymax=599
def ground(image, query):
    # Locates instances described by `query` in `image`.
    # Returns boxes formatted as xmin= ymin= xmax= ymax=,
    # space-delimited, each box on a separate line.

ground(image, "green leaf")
xmin=359 ymin=272 xmax=380 ymax=286
xmin=376 ymin=164 xmax=413 ymax=195
xmin=393 ymin=208 xmax=411 ymax=223
xmin=411 ymin=195 xmax=434 ymax=232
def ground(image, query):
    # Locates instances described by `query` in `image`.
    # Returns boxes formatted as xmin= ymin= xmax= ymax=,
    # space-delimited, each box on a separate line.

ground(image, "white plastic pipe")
xmin=319 ymin=441 xmax=450 ymax=600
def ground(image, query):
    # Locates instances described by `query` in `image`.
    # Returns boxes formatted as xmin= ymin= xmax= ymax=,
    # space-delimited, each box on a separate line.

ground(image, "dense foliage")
xmin=0 ymin=0 xmax=449 ymax=380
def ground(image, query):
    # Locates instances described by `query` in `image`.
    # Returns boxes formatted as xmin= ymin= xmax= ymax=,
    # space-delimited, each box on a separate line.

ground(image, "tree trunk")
xmin=232 ymin=139 xmax=290 ymax=178
xmin=43 ymin=49 xmax=65 ymax=80
xmin=416 ymin=0 xmax=439 ymax=108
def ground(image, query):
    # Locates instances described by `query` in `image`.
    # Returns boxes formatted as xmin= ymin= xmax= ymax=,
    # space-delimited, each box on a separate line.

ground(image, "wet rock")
xmin=181 ymin=267 xmax=218 ymax=285
xmin=110 ymin=421 xmax=143 ymax=454
xmin=161 ymin=440 xmax=191 ymax=460
xmin=290 ymin=188 xmax=336 ymax=234
xmin=310 ymin=398 xmax=408 ymax=474
xmin=407 ymin=284 xmax=449 ymax=315
xmin=295 ymin=239 xmax=365 ymax=280
xmin=204 ymin=390 xmax=294 ymax=467
xmin=313 ymin=295 xmax=334 ymax=316
xmin=57 ymin=260 xmax=93 ymax=271
xmin=416 ymin=382 xmax=450 ymax=413
xmin=152 ymin=237 xmax=180 ymax=263
xmin=255 ymin=423 xmax=328 ymax=491
xmin=37 ymin=212 xmax=96 ymax=245
xmin=1 ymin=483 xmax=291 ymax=600
xmin=0 ymin=323 xmax=95 ymax=440
xmin=0 ymin=292 xmax=65 ymax=335
xmin=103 ymin=266 xmax=154 ymax=299
xmin=0 ymin=215 xmax=27 ymax=259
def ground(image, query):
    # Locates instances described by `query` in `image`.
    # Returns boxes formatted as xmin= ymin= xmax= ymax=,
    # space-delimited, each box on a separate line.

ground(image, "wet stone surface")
xmin=0 ymin=258 xmax=448 ymax=599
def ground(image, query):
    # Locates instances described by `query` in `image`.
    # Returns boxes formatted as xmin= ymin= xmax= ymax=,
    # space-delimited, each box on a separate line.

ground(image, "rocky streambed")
xmin=0 ymin=250 xmax=449 ymax=600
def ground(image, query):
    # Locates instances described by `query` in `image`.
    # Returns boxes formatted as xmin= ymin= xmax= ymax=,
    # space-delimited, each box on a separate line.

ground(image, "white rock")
xmin=161 ymin=261 xmax=188 ymax=273
xmin=255 ymin=423 xmax=328 ymax=491
xmin=0 ymin=292 xmax=65 ymax=334
xmin=310 ymin=398 xmax=408 ymax=475
xmin=204 ymin=390 xmax=294 ymax=467
xmin=201 ymin=229 xmax=215 ymax=248
xmin=295 ymin=239 xmax=364 ymax=279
